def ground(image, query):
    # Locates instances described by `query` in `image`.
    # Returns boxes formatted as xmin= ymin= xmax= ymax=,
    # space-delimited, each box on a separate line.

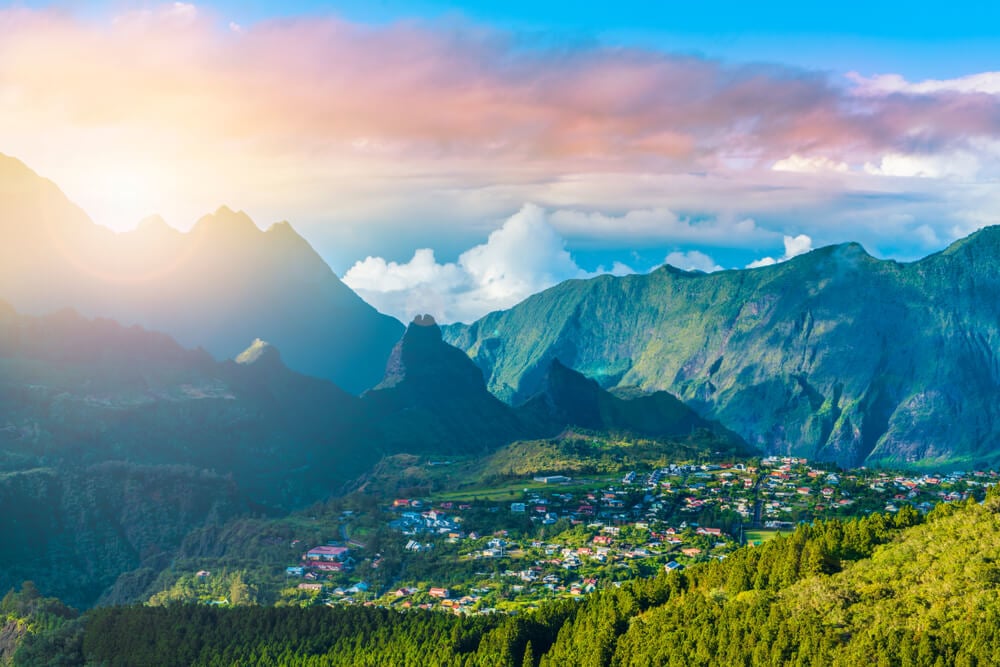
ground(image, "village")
xmin=264 ymin=457 xmax=995 ymax=614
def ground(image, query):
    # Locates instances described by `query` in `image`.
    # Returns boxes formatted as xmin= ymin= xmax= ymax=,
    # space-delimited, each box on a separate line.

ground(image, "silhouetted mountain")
xmin=362 ymin=315 xmax=528 ymax=452
xmin=0 ymin=153 xmax=402 ymax=393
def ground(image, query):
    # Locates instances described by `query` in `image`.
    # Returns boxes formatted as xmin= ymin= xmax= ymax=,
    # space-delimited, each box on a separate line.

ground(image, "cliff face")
xmin=446 ymin=231 xmax=1000 ymax=468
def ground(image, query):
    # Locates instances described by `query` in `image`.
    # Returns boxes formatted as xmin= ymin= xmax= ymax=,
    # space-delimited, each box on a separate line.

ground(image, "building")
xmin=533 ymin=475 xmax=572 ymax=484
xmin=305 ymin=545 xmax=350 ymax=561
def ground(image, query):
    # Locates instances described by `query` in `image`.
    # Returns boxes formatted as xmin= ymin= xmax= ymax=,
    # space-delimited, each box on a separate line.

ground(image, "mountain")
xmin=361 ymin=315 xmax=528 ymax=452
xmin=0 ymin=153 xmax=402 ymax=393
xmin=519 ymin=358 xmax=745 ymax=448
xmin=359 ymin=315 xmax=741 ymax=455
xmin=0 ymin=301 xmax=373 ymax=506
xmin=445 ymin=232 xmax=1000 ymax=468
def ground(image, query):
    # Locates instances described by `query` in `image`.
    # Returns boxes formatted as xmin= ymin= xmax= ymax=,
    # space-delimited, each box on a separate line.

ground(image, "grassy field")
xmin=744 ymin=529 xmax=784 ymax=545
xmin=429 ymin=476 xmax=616 ymax=502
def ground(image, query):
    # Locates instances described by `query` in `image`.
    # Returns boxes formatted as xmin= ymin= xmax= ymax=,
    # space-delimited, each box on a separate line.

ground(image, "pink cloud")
xmin=4 ymin=5 xmax=996 ymax=171
xmin=1 ymin=4 xmax=999 ymax=255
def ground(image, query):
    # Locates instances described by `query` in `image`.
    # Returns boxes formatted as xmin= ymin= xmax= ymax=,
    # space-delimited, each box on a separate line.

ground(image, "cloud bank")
xmin=344 ymin=204 xmax=616 ymax=323
xmin=1 ymin=4 xmax=999 ymax=273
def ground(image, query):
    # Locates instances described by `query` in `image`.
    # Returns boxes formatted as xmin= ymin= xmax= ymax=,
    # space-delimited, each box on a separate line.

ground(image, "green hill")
xmin=445 ymin=233 xmax=1000 ymax=468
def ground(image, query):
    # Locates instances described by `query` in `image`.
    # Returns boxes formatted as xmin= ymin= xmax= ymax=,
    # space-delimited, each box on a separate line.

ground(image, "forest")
xmin=9 ymin=486 xmax=1000 ymax=665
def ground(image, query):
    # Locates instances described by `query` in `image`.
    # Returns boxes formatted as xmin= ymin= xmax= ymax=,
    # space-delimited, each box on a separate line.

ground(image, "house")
xmin=285 ymin=566 xmax=304 ymax=577
xmin=665 ymin=561 xmax=683 ymax=572
xmin=305 ymin=545 xmax=350 ymax=561
xmin=510 ymin=503 xmax=526 ymax=513
xmin=681 ymin=547 xmax=703 ymax=557
xmin=392 ymin=499 xmax=410 ymax=508
xmin=696 ymin=527 xmax=723 ymax=537
xmin=533 ymin=475 xmax=572 ymax=484
xmin=196 ymin=570 xmax=211 ymax=579
xmin=298 ymin=583 xmax=323 ymax=591
xmin=429 ymin=587 xmax=450 ymax=599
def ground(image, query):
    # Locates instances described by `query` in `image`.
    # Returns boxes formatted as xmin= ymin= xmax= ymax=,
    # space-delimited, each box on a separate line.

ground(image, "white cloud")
xmin=747 ymin=234 xmax=814 ymax=269
xmin=607 ymin=261 xmax=636 ymax=276
xmin=664 ymin=250 xmax=723 ymax=273
xmin=849 ymin=71 xmax=1000 ymax=96
xmin=864 ymin=152 xmax=981 ymax=180
xmin=772 ymin=154 xmax=850 ymax=174
xmin=343 ymin=204 xmax=599 ymax=323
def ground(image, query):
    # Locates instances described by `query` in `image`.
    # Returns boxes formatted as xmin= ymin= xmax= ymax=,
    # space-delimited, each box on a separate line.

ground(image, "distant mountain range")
xmin=7 ymin=150 xmax=1000 ymax=470
xmin=0 ymin=302 xmax=727 ymax=504
xmin=0 ymin=153 xmax=402 ymax=393
xmin=445 ymin=233 xmax=1000 ymax=468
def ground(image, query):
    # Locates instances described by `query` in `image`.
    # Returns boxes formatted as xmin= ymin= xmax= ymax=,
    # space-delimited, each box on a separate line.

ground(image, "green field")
xmin=429 ymin=476 xmax=614 ymax=502
xmin=744 ymin=529 xmax=784 ymax=545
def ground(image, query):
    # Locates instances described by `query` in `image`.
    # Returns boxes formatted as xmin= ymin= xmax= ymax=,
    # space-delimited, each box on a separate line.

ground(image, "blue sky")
xmin=3 ymin=0 xmax=1000 ymax=321
xmin=27 ymin=0 xmax=1000 ymax=77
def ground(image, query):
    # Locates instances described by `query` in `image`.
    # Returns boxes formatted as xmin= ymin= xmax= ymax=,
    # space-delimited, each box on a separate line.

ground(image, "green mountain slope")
xmin=361 ymin=316 xmax=743 ymax=455
xmin=518 ymin=359 xmax=744 ymax=449
xmin=0 ymin=153 xmax=402 ymax=393
xmin=445 ymin=234 xmax=1000 ymax=468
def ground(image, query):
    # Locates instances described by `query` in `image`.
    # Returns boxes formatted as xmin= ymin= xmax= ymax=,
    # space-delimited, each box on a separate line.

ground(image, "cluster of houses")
xmin=389 ymin=503 xmax=465 ymax=538
xmin=279 ymin=458 xmax=997 ymax=615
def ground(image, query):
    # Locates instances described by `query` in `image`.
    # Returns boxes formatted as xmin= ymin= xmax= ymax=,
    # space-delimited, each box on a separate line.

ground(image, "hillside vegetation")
xmin=446 ymin=231 xmax=1000 ymax=468
xmin=14 ymin=486 xmax=1000 ymax=665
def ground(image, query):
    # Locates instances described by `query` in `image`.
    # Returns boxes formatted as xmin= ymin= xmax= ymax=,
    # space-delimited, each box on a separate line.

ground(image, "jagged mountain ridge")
xmin=0 ymin=153 xmax=403 ymax=393
xmin=0 ymin=304 xmax=735 ymax=496
xmin=444 ymin=230 xmax=1000 ymax=468
xmin=363 ymin=315 xmax=747 ymax=453
xmin=0 ymin=300 xmax=373 ymax=506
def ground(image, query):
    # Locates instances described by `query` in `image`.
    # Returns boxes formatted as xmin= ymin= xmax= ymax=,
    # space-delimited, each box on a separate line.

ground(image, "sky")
xmin=3 ymin=1 xmax=1000 ymax=322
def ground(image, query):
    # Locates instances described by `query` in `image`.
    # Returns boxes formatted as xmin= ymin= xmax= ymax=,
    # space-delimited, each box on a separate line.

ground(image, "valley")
xmin=41 ymin=445 xmax=991 ymax=615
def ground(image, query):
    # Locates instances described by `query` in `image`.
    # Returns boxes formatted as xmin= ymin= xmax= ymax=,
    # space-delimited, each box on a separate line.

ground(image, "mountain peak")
xmin=412 ymin=314 xmax=438 ymax=327
xmin=396 ymin=314 xmax=443 ymax=347
xmin=235 ymin=338 xmax=283 ymax=369
xmin=193 ymin=206 xmax=260 ymax=236
xmin=936 ymin=224 xmax=1000 ymax=258
xmin=374 ymin=315 xmax=477 ymax=392
xmin=133 ymin=214 xmax=178 ymax=237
